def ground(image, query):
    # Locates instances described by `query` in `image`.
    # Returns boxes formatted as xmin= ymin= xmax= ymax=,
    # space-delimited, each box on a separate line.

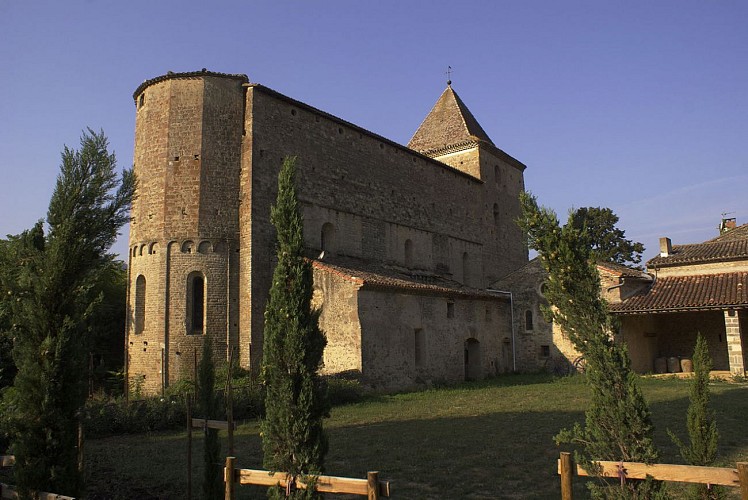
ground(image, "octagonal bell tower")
xmin=126 ymin=70 xmax=248 ymax=395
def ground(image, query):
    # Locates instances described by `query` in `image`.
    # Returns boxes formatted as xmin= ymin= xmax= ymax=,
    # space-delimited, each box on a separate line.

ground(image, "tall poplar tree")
xmin=261 ymin=157 xmax=328 ymax=499
xmin=519 ymin=192 xmax=664 ymax=499
xmin=2 ymin=129 xmax=134 ymax=498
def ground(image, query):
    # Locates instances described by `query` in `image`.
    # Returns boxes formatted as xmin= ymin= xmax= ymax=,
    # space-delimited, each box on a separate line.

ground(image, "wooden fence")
xmin=0 ymin=455 xmax=76 ymax=500
xmin=223 ymin=457 xmax=391 ymax=499
xmin=558 ymin=452 xmax=748 ymax=500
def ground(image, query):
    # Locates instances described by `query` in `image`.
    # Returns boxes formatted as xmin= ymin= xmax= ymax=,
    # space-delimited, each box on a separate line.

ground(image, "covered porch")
xmin=610 ymin=272 xmax=748 ymax=376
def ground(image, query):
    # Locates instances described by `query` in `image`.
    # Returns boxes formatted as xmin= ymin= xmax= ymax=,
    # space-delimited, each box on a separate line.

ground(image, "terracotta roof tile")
xmin=311 ymin=256 xmax=504 ymax=300
xmin=610 ymin=272 xmax=748 ymax=314
xmin=647 ymin=224 xmax=748 ymax=267
xmin=596 ymin=261 xmax=652 ymax=280
xmin=408 ymin=85 xmax=494 ymax=154
xmin=133 ymin=69 xmax=249 ymax=100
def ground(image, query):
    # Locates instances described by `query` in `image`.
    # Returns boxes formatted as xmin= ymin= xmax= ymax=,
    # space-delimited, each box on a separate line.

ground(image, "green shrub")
xmin=326 ymin=377 xmax=365 ymax=406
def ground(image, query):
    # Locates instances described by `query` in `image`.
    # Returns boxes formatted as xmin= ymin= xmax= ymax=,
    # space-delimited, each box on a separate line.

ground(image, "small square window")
xmin=540 ymin=345 xmax=550 ymax=357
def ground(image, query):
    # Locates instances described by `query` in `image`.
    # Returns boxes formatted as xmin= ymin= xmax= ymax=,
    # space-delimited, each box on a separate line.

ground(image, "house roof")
xmin=408 ymin=85 xmax=494 ymax=154
xmin=596 ymin=261 xmax=652 ymax=281
xmin=311 ymin=256 xmax=506 ymax=300
xmin=647 ymin=224 xmax=748 ymax=268
xmin=609 ymin=272 xmax=748 ymax=314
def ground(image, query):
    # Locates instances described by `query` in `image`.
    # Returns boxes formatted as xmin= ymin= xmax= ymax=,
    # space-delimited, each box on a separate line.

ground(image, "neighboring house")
xmin=493 ymin=259 xmax=651 ymax=373
xmin=501 ymin=221 xmax=748 ymax=377
xmin=611 ymin=222 xmax=748 ymax=375
xmin=125 ymin=70 xmax=528 ymax=394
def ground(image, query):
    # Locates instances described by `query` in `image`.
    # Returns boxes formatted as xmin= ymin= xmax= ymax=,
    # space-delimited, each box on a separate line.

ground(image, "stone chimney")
xmin=719 ymin=217 xmax=737 ymax=234
xmin=659 ymin=237 xmax=672 ymax=257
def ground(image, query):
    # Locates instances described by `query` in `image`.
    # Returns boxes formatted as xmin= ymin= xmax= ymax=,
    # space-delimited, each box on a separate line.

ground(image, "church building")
xmin=126 ymin=70 xmax=528 ymax=394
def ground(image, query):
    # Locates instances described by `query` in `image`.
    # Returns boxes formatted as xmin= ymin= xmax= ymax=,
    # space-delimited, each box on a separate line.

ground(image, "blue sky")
xmin=1 ymin=1 xmax=746 ymax=263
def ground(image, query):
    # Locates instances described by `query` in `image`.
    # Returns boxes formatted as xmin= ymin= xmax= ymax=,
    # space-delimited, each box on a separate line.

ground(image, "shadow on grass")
xmin=84 ymin=377 xmax=748 ymax=499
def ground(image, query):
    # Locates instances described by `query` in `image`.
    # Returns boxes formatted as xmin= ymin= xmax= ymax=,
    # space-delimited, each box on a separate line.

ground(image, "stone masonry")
xmin=126 ymin=70 xmax=528 ymax=394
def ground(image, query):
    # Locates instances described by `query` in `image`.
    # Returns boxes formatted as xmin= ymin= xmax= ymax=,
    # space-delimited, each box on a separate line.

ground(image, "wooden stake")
xmin=367 ymin=471 xmax=379 ymax=500
xmin=738 ymin=462 xmax=748 ymax=500
xmin=77 ymin=419 xmax=85 ymax=476
xmin=225 ymin=456 xmax=236 ymax=500
xmin=226 ymin=348 xmax=234 ymax=456
xmin=187 ymin=396 xmax=192 ymax=500
xmin=560 ymin=452 xmax=573 ymax=500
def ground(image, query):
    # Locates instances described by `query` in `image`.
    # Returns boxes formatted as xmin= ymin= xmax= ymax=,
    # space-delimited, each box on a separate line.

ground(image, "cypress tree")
xmin=519 ymin=192 xmax=663 ymax=499
xmin=2 ymin=129 xmax=134 ymax=498
xmin=198 ymin=340 xmax=223 ymax=500
xmin=669 ymin=333 xmax=722 ymax=499
xmin=261 ymin=157 xmax=328 ymax=499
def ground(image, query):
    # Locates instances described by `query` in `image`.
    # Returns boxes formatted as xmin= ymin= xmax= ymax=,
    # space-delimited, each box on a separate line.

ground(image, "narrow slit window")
xmin=134 ymin=275 xmax=146 ymax=334
xmin=525 ymin=310 xmax=534 ymax=331
xmin=188 ymin=273 xmax=205 ymax=335
xmin=414 ymin=328 xmax=424 ymax=367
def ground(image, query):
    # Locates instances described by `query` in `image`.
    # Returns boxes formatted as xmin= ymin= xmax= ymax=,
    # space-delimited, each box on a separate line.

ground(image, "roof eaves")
xmin=133 ymin=69 xmax=249 ymax=100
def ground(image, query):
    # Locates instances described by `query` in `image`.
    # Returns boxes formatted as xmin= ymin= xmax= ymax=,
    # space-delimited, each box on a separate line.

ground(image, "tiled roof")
xmin=596 ymin=261 xmax=652 ymax=280
xmin=311 ymin=256 xmax=505 ymax=300
xmin=133 ymin=69 xmax=249 ymax=100
xmin=408 ymin=85 xmax=494 ymax=154
xmin=708 ymin=223 xmax=748 ymax=243
xmin=647 ymin=224 xmax=748 ymax=268
xmin=609 ymin=272 xmax=748 ymax=314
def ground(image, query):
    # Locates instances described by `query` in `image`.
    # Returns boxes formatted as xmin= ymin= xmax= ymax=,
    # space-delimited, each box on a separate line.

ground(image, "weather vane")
xmin=446 ymin=66 xmax=453 ymax=86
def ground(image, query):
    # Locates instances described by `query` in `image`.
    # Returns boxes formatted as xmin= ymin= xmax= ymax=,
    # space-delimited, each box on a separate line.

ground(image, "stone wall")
xmin=128 ymin=74 xmax=244 ymax=394
xmin=357 ymin=289 xmax=511 ymax=390
xmin=128 ymin=72 xmax=528 ymax=392
xmin=620 ymin=311 xmax=730 ymax=372
xmin=240 ymin=85 xmax=527 ymax=373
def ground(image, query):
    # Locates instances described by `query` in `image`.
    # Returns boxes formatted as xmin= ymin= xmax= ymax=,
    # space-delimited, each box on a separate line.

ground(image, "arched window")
xmin=321 ymin=223 xmax=337 ymax=254
xmin=404 ymin=239 xmax=414 ymax=268
xmin=187 ymin=272 xmax=206 ymax=335
xmin=525 ymin=310 xmax=534 ymax=331
xmin=134 ymin=275 xmax=146 ymax=334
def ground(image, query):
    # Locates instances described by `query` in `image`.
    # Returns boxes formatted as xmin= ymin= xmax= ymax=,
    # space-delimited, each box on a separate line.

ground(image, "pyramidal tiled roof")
xmin=408 ymin=85 xmax=494 ymax=154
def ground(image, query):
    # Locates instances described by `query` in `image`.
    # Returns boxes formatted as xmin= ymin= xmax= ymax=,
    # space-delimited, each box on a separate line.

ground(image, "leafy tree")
xmin=571 ymin=207 xmax=645 ymax=266
xmin=669 ymin=333 xmax=723 ymax=499
xmin=261 ymin=157 xmax=328 ymax=499
xmin=2 ymin=129 xmax=134 ymax=498
xmin=198 ymin=340 xmax=223 ymax=500
xmin=519 ymin=192 xmax=663 ymax=499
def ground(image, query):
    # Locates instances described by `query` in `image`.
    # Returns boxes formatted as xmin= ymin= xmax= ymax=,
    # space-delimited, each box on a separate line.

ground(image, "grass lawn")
xmin=84 ymin=374 xmax=748 ymax=499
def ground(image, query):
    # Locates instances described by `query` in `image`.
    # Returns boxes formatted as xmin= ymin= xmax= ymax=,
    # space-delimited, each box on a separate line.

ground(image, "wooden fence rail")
xmin=224 ymin=457 xmax=391 ymax=499
xmin=558 ymin=452 xmax=748 ymax=500
xmin=1 ymin=455 xmax=76 ymax=500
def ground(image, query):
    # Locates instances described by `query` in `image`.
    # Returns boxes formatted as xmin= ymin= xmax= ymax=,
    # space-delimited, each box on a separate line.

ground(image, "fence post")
xmin=187 ymin=396 xmax=192 ymax=500
xmin=738 ymin=462 xmax=748 ymax=500
xmin=560 ymin=452 xmax=573 ymax=500
xmin=367 ymin=471 xmax=380 ymax=500
xmin=226 ymin=348 xmax=234 ymax=456
xmin=225 ymin=457 xmax=236 ymax=500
